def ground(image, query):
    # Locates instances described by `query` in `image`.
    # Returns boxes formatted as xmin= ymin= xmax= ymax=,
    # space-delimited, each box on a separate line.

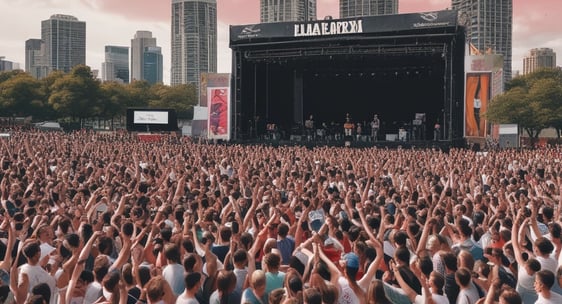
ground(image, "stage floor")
xmin=229 ymin=137 xmax=456 ymax=150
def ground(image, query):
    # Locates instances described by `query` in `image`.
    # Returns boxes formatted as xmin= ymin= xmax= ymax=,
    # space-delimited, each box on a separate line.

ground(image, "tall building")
xmin=101 ymin=46 xmax=129 ymax=83
xmin=131 ymin=31 xmax=157 ymax=82
xmin=171 ymin=0 xmax=217 ymax=91
xmin=260 ymin=0 xmax=317 ymax=22
xmin=25 ymin=39 xmax=49 ymax=78
xmin=523 ymin=48 xmax=557 ymax=75
xmin=340 ymin=0 xmax=397 ymax=18
xmin=0 ymin=57 xmax=16 ymax=71
xmin=41 ymin=14 xmax=86 ymax=73
xmin=143 ymin=46 xmax=163 ymax=84
xmin=452 ymin=0 xmax=512 ymax=82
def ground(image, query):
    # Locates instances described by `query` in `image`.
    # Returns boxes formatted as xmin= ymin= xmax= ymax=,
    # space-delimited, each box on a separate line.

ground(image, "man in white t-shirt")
xmin=535 ymin=270 xmax=562 ymax=304
xmin=15 ymin=241 xmax=57 ymax=304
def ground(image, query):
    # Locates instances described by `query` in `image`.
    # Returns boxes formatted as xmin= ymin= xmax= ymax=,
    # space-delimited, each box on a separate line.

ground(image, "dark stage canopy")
xmin=230 ymin=10 xmax=465 ymax=145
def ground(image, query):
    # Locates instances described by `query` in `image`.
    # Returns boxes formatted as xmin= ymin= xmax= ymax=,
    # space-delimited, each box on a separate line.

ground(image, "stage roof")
xmin=230 ymin=10 xmax=459 ymax=46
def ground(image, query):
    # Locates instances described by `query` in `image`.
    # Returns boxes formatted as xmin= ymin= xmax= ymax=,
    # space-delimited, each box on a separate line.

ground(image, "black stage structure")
xmin=230 ymin=10 xmax=466 ymax=147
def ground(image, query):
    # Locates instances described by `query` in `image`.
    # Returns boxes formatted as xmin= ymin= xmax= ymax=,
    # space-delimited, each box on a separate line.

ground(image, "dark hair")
xmin=23 ymin=241 xmax=41 ymax=260
xmin=183 ymin=253 xmax=198 ymax=272
xmin=536 ymin=270 xmax=555 ymax=289
xmin=418 ymin=255 xmax=433 ymax=277
xmin=264 ymin=253 xmax=281 ymax=269
xmin=164 ymin=244 xmax=181 ymax=264
xmin=441 ymin=252 xmax=458 ymax=272
xmin=303 ymin=287 xmax=322 ymax=304
xmin=80 ymin=270 xmax=95 ymax=284
xmin=31 ymin=283 xmax=51 ymax=303
xmin=393 ymin=231 xmax=408 ymax=247
xmin=535 ymin=237 xmax=554 ymax=255
xmin=278 ymin=223 xmax=289 ymax=238
xmin=394 ymin=247 xmax=410 ymax=264
xmin=455 ymin=268 xmax=472 ymax=287
xmin=233 ymin=249 xmax=248 ymax=265
xmin=97 ymin=236 xmax=113 ymax=255
xmin=122 ymin=222 xmax=134 ymax=237
xmin=185 ymin=272 xmax=202 ymax=290
xmin=500 ymin=289 xmax=522 ymax=304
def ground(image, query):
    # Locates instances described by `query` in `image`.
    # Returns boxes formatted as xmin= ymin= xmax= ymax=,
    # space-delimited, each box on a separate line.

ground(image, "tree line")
xmin=0 ymin=65 xmax=197 ymax=125
xmin=487 ymin=68 xmax=562 ymax=139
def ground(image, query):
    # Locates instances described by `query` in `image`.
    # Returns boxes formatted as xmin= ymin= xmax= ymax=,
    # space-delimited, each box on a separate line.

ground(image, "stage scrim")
xmin=193 ymin=73 xmax=231 ymax=139
xmin=464 ymin=55 xmax=504 ymax=139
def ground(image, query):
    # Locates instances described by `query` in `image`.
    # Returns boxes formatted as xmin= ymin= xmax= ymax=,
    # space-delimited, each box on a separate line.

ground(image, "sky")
xmin=1 ymin=0 xmax=561 ymax=84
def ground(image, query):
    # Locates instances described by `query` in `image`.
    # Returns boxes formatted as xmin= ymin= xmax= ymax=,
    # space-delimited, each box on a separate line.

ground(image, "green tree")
xmin=0 ymin=72 xmax=43 ymax=118
xmin=48 ymin=65 xmax=101 ymax=123
xmin=487 ymin=68 xmax=562 ymax=141
xmin=148 ymin=83 xmax=197 ymax=118
xmin=125 ymin=80 xmax=152 ymax=108
xmin=98 ymin=81 xmax=128 ymax=129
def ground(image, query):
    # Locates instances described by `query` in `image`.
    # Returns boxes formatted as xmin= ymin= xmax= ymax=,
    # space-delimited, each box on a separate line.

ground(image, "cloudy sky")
xmin=1 ymin=0 xmax=560 ymax=84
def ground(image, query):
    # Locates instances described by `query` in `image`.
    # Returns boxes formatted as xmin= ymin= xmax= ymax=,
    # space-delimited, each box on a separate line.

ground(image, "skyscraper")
xmin=101 ymin=46 xmax=129 ymax=83
xmin=260 ymin=0 xmax=317 ymax=22
xmin=340 ymin=0 xmax=397 ymax=18
xmin=0 ymin=57 xmax=17 ymax=72
xmin=131 ymin=31 xmax=157 ymax=82
xmin=41 ymin=14 xmax=86 ymax=73
xmin=143 ymin=46 xmax=163 ymax=84
xmin=452 ymin=0 xmax=512 ymax=82
xmin=171 ymin=0 xmax=217 ymax=91
xmin=523 ymin=48 xmax=557 ymax=75
xmin=25 ymin=39 xmax=49 ymax=79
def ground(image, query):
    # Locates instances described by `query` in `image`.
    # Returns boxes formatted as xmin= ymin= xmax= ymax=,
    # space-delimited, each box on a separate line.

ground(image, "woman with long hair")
xmin=366 ymin=280 xmax=392 ymax=304
xmin=210 ymin=270 xmax=240 ymax=304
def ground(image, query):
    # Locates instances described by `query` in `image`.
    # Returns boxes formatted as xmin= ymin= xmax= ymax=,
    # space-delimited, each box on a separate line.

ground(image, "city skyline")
xmin=1 ymin=0 xmax=561 ymax=84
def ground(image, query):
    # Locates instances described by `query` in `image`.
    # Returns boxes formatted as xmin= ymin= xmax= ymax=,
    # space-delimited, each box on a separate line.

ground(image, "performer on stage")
xmin=370 ymin=114 xmax=380 ymax=141
xmin=433 ymin=120 xmax=441 ymax=141
xmin=356 ymin=123 xmax=363 ymax=141
xmin=343 ymin=114 xmax=354 ymax=137
xmin=305 ymin=114 xmax=315 ymax=141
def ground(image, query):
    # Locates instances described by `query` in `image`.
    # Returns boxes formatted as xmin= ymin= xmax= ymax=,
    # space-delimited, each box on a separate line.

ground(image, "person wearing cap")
xmin=316 ymin=242 xmax=364 ymax=304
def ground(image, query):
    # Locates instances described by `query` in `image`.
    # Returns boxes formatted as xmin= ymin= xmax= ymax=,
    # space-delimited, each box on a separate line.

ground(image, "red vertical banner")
xmin=208 ymin=87 xmax=230 ymax=140
xmin=465 ymin=73 xmax=490 ymax=138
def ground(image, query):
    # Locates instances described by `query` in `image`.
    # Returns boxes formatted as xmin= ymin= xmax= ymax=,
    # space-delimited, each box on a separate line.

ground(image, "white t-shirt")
xmin=536 ymin=292 xmax=562 ymax=304
xmin=83 ymin=281 xmax=102 ymax=304
xmin=176 ymin=295 xmax=200 ymax=304
xmin=162 ymin=263 xmax=185 ymax=296
xmin=337 ymin=277 xmax=361 ymax=304
xmin=415 ymin=292 xmax=449 ymax=304
xmin=537 ymin=256 xmax=558 ymax=274
xmin=456 ymin=284 xmax=480 ymax=304
xmin=18 ymin=264 xmax=57 ymax=304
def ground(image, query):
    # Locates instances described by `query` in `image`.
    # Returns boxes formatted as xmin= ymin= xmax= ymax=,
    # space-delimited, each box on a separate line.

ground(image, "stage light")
xmin=347 ymin=73 xmax=352 ymax=77
xmin=371 ymin=72 xmax=375 ymax=76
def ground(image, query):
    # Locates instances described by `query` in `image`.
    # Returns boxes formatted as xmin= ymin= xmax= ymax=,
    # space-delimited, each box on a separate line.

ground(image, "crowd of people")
xmin=1 ymin=129 xmax=562 ymax=304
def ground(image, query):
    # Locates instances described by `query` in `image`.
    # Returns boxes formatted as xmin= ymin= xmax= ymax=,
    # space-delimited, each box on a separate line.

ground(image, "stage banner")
xmin=465 ymin=73 xmax=490 ymax=138
xmin=207 ymin=87 xmax=230 ymax=140
xmin=230 ymin=10 xmax=457 ymax=44
xmin=464 ymin=55 xmax=503 ymax=138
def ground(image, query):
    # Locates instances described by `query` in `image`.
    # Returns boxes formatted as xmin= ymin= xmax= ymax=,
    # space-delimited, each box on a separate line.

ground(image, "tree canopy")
xmin=0 ymin=66 xmax=199 ymax=124
xmin=487 ymin=68 xmax=562 ymax=138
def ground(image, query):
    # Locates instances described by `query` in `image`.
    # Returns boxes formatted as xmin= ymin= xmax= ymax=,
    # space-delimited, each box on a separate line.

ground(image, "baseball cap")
xmin=343 ymin=253 xmax=360 ymax=269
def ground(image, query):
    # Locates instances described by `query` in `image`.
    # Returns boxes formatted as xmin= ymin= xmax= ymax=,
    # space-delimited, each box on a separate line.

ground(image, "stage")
xmin=229 ymin=10 xmax=466 ymax=147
